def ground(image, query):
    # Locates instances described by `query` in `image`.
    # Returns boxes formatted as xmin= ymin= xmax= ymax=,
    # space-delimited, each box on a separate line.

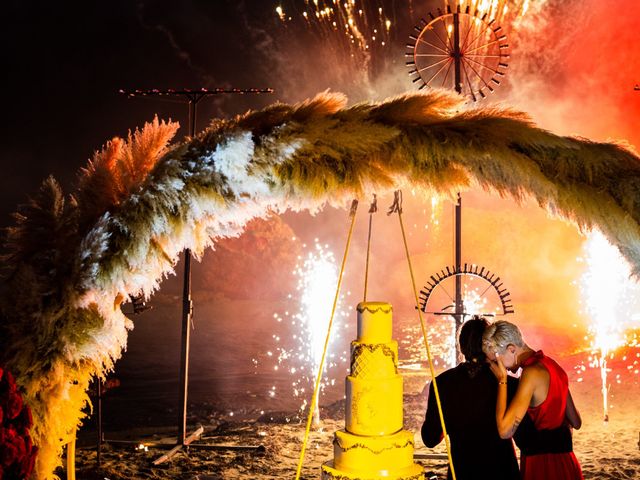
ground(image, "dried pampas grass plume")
xmin=2 ymin=89 xmax=640 ymax=478
xmin=76 ymin=116 xmax=179 ymax=229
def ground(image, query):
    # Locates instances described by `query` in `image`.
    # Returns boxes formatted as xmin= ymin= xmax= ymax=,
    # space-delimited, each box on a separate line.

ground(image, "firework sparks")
xmin=430 ymin=196 xmax=442 ymax=231
xmin=269 ymin=239 xmax=350 ymax=423
xmin=406 ymin=279 xmax=504 ymax=369
xmin=449 ymin=0 xmax=536 ymax=23
xmin=275 ymin=0 xmax=393 ymax=72
xmin=579 ymin=230 xmax=640 ymax=421
xmin=462 ymin=285 xmax=490 ymax=316
xmin=409 ymin=0 xmax=542 ymax=98
xmin=446 ymin=286 xmax=502 ymax=366
xmin=401 ymin=320 xmax=454 ymax=371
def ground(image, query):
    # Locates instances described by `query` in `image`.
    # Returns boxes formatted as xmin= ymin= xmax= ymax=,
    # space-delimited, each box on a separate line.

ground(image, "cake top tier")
xmin=356 ymin=301 xmax=393 ymax=343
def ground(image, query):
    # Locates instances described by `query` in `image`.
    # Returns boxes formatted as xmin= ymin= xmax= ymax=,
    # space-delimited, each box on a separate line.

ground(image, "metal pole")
xmin=177 ymin=252 xmax=192 ymax=445
xmin=453 ymin=10 xmax=463 ymax=363
xmin=188 ymin=96 xmax=198 ymax=138
xmin=453 ymin=11 xmax=462 ymax=95
xmin=97 ymin=380 xmax=102 ymax=467
xmin=177 ymin=96 xmax=198 ymax=445
xmin=454 ymin=193 xmax=463 ymax=363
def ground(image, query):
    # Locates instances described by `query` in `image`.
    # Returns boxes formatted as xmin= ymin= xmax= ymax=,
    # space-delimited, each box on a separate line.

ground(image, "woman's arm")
xmin=489 ymin=353 xmax=537 ymax=439
xmin=565 ymin=389 xmax=582 ymax=429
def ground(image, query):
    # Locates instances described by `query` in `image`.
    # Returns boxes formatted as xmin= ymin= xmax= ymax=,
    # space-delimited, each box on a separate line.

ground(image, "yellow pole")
xmin=66 ymin=436 xmax=76 ymax=480
xmin=363 ymin=194 xmax=377 ymax=301
xmin=295 ymin=200 xmax=358 ymax=480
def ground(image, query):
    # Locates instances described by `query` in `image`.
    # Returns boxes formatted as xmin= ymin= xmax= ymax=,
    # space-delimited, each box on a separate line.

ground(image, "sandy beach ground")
xmin=71 ymin=366 xmax=640 ymax=479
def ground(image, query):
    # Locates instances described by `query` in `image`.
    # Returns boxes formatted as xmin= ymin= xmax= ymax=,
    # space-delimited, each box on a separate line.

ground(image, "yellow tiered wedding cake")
xmin=322 ymin=302 xmax=424 ymax=480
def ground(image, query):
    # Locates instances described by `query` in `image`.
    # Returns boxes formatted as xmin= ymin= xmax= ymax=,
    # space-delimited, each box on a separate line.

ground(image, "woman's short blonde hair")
xmin=482 ymin=320 xmax=525 ymax=355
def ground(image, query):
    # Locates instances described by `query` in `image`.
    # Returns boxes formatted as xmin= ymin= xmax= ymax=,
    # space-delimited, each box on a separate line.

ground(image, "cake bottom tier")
xmin=322 ymin=460 xmax=424 ymax=480
xmin=329 ymin=429 xmax=422 ymax=477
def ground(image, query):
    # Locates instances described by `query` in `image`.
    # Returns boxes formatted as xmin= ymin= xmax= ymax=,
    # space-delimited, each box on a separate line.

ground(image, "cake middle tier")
xmin=350 ymin=340 xmax=398 ymax=379
xmin=346 ymin=374 xmax=403 ymax=436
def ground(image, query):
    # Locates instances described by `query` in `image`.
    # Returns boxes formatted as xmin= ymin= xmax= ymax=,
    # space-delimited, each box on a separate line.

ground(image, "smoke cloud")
xmin=175 ymin=0 xmax=638 ymax=357
xmin=503 ymin=0 xmax=640 ymax=148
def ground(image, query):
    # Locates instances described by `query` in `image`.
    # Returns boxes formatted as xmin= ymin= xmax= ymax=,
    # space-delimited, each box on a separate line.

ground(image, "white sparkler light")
xmin=462 ymin=287 xmax=490 ymax=317
xmin=582 ymin=232 xmax=626 ymax=352
xmin=580 ymin=230 xmax=640 ymax=420
xmin=299 ymin=241 xmax=340 ymax=375
xmin=445 ymin=0 xmax=541 ymax=24
xmin=268 ymin=238 xmax=350 ymax=419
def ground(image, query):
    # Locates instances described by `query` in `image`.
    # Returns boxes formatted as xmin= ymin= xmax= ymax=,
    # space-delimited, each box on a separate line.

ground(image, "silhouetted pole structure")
xmin=96 ymin=381 xmax=102 ymax=467
xmin=409 ymin=4 xmax=512 ymax=365
xmin=454 ymin=193 xmax=463 ymax=361
xmin=120 ymin=87 xmax=273 ymax=449
xmin=452 ymin=13 xmax=464 ymax=362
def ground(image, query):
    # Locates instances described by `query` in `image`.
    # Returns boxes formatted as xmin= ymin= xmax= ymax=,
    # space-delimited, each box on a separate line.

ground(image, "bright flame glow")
xmin=447 ymin=0 xmax=539 ymax=24
xmin=580 ymin=230 xmax=640 ymax=420
xmin=462 ymin=287 xmax=489 ymax=317
xmin=300 ymin=241 xmax=340 ymax=375
xmin=430 ymin=196 xmax=442 ymax=231
xmin=268 ymin=239 xmax=350 ymax=422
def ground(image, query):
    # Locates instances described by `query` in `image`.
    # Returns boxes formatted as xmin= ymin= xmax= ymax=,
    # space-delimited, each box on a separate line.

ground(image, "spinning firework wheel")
xmin=406 ymin=4 xmax=509 ymax=100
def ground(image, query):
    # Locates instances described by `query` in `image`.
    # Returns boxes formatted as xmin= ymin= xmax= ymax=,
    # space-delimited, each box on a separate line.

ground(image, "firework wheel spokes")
xmin=419 ymin=264 xmax=514 ymax=318
xmin=406 ymin=4 xmax=509 ymax=100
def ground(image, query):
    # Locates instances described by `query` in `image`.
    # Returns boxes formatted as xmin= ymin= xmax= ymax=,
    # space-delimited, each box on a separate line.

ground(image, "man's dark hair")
xmin=458 ymin=315 xmax=490 ymax=363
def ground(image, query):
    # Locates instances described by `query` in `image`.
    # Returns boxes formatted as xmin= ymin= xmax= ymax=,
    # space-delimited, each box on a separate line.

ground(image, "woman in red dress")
xmin=483 ymin=320 xmax=583 ymax=480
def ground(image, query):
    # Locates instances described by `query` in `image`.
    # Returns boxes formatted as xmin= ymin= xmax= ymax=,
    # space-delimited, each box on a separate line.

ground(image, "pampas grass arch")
xmin=2 ymin=90 xmax=640 ymax=479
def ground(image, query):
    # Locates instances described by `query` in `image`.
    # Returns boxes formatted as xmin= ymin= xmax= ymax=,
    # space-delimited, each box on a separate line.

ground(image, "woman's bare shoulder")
xmin=521 ymin=363 xmax=549 ymax=385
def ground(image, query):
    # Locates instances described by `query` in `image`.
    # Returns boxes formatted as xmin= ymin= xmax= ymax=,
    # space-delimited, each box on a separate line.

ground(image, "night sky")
xmin=2 ymin=1 xmax=304 ymax=228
